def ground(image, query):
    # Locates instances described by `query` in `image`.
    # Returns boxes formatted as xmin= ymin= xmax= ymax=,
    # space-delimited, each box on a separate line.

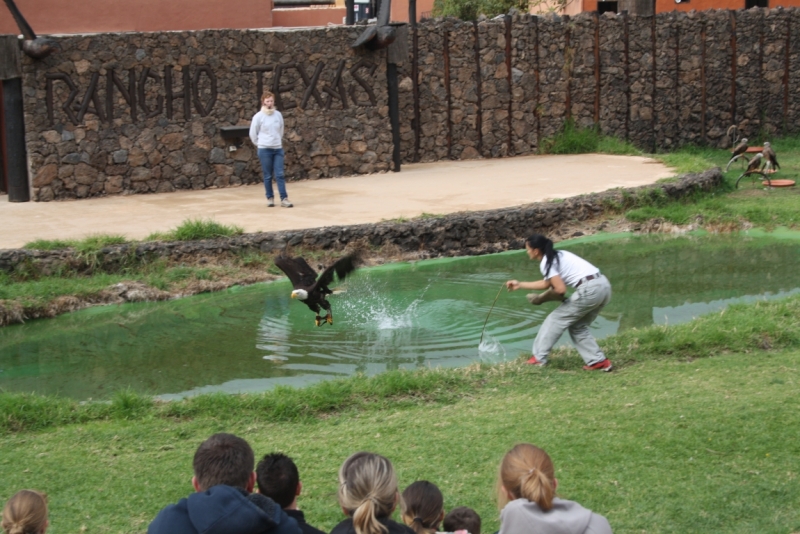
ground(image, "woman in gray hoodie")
xmin=497 ymin=444 xmax=612 ymax=534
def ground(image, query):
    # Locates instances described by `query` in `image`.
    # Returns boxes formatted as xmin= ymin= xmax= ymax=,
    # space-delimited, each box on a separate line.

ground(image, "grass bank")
xmin=543 ymin=125 xmax=800 ymax=229
xmin=1 ymin=294 xmax=798 ymax=533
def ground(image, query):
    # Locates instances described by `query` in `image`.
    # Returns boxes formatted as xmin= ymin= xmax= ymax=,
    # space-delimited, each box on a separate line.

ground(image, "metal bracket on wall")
xmin=2 ymin=0 xmax=60 ymax=59
xmin=220 ymin=125 xmax=251 ymax=151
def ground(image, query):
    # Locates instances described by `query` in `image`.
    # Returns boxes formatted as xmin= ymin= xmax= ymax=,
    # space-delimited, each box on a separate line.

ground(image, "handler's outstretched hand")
xmin=506 ymin=280 xmax=520 ymax=291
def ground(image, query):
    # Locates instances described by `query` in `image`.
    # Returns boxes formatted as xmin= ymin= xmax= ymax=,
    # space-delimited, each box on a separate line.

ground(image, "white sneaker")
xmin=267 ymin=198 xmax=275 ymax=207
xmin=281 ymin=198 xmax=293 ymax=208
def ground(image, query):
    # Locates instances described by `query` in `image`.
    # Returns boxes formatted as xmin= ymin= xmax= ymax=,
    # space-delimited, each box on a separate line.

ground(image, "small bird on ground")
xmin=725 ymin=137 xmax=749 ymax=171
xmin=274 ymin=253 xmax=360 ymax=326
xmin=762 ymin=142 xmax=780 ymax=173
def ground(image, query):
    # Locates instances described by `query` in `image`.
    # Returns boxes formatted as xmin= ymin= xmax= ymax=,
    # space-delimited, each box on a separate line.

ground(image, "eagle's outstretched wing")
xmin=274 ymin=256 xmax=318 ymax=289
xmin=313 ymin=253 xmax=360 ymax=292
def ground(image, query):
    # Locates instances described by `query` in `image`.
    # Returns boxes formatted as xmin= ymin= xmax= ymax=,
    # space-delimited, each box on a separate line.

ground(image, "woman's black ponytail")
xmin=526 ymin=234 xmax=559 ymax=278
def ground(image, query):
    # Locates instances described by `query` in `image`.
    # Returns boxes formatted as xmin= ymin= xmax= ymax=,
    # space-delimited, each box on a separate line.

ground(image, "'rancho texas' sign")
xmin=44 ymin=59 xmax=380 ymax=126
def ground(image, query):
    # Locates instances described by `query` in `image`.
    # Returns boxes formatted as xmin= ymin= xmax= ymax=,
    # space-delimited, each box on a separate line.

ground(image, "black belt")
xmin=575 ymin=273 xmax=601 ymax=288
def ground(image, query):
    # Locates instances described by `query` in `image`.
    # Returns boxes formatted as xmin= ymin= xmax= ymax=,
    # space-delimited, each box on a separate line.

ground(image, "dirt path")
xmin=0 ymin=154 xmax=672 ymax=249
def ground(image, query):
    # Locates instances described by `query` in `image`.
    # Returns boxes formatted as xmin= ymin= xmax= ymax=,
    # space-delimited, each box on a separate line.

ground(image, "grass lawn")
xmin=2 ymin=135 xmax=800 ymax=532
xmin=1 ymin=296 xmax=799 ymax=533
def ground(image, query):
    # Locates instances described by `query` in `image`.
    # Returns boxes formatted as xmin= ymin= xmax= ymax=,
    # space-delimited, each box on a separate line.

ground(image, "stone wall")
xmin=25 ymin=26 xmax=392 ymax=201
xmin=0 ymin=169 xmax=722 ymax=273
xmin=20 ymin=8 xmax=799 ymax=201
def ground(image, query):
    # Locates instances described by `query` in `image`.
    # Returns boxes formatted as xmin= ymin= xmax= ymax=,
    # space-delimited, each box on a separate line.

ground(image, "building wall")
xmin=657 ymin=0 xmax=800 ymax=12
xmin=272 ymin=7 xmax=347 ymax=27
xmin=19 ymin=8 xmax=800 ymax=201
xmin=0 ymin=0 xmax=273 ymax=34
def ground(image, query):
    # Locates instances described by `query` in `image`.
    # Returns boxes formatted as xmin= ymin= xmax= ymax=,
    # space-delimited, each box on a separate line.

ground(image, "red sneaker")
xmin=527 ymin=356 xmax=546 ymax=366
xmin=583 ymin=359 xmax=613 ymax=372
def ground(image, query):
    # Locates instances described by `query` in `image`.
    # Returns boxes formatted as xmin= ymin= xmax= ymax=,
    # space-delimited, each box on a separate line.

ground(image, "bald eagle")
xmin=274 ymin=253 xmax=360 ymax=326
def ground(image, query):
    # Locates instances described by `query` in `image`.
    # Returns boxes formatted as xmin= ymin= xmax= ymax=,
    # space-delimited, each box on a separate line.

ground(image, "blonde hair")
xmin=338 ymin=452 xmax=398 ymax=534
xmin=400 ymin=481 xmax=443 ymax=534
xmin=497 ymin=444 xmax=556 ymax=512
xmin=2 ymin=490 xmax=48 ymax=534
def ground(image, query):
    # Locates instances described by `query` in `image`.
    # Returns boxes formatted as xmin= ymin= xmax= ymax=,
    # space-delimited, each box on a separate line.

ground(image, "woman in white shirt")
xmin=506 ymin=234 xmax=612 ymax=371
xmin=249 ymin=91 xmax=292 ymax=207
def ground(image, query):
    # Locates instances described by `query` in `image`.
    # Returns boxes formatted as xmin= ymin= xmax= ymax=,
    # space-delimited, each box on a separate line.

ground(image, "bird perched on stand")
xmin=725 ymin=137 xmax=749 ymax=171
xmin=762 ymin=142 xmax=780 ymax=173
xmin=274 ymin=253 xmax=360 ymax=326
xmin=744 ymin=152 xmax=763 ymax=174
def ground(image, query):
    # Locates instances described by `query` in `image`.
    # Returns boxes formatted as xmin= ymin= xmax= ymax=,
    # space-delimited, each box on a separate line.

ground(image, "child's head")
xmin=338 ymin=452 xmax=398 ymax=534
xmin=2 ymin=490 xmax=48 ymax=534
xmin=400 ymin=481 xmax=444 ymax=534
xmin=497 ymin=443 xmax=556 ymax=511
xmin=443 ymin=507 xmax=481 ymax=534
xmin=256 ymin=452 xmax=300 ymax=509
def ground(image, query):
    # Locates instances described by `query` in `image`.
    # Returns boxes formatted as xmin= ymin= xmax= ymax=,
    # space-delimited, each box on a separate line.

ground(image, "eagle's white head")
xmin=291 ymin=289 xmax=309 ymax=300
xmin=764 ymin=141 xmax=771 ymax=148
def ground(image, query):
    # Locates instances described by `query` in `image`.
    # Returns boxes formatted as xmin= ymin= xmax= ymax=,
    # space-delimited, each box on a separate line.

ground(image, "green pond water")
xmin=1 ymin=232 xmax=799 ymax=400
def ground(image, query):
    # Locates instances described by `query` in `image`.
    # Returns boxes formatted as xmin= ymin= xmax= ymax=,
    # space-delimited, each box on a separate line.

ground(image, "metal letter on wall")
xmin=76 ymin=71 xmax=106 ymax=123
xmin=298 ymin=62 xmax=326 ymax=110
xmin=192 ymin=65 xmax=217 ymax=117
xmin=349 ymin=59 xmax=377 ymax=106
xmin=138 ymin=67 xmax=163 ymax=119
xmin=323 ymin=60 xmax=349 ymax=110
xmin=45 ymin=72 xmax=78 ymax=125
xmin=272 ymin=63 xmax=297 ymax=110
xmin=241 ymin=65 xmax=274 ymax=105
xmin=106 ymin=69 xmax=137 ymax=123
xmin=165 ymin=66 xmax=191 ymax=120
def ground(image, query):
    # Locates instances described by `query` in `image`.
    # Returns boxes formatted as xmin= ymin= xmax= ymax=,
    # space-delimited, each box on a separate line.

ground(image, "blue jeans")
xmin=257 ymin=147 xmax=287 ymax=200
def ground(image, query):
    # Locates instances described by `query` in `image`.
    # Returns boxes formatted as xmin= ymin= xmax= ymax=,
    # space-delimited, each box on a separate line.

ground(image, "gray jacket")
xmin=499 ymin=498 xmax=612 ymax=534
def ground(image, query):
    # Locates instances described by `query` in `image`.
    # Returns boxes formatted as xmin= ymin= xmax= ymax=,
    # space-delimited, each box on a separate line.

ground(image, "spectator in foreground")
xmin=256 ymin=452 xmax=326 ymax=534
xmin=331 ymin=452 xmax=415 ymax=534
xmin=148 ymin=433 xmax=302 ymax=534
xmin=442 ymin=507 xmax=481 ymax=534
xmin=497 ymin=443 xmax=612 ymax=534
xmin=2 ymin=490 xmax=48 ymax=534
xmin=400 ymin=481 xmax=444 ymax=534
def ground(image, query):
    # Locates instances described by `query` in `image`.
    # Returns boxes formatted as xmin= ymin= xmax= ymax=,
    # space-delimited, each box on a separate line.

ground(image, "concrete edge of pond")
xmin=0 ymin=168 xmax=723 ymax=274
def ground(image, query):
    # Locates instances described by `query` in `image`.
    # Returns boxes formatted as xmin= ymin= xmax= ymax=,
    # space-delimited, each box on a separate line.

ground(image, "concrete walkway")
xmin=0 ymin=154 xmax=672 ymax=249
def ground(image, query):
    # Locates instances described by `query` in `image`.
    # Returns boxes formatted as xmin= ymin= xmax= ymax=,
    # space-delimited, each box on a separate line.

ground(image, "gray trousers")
xmin=532 ymin=276 xmax=612 ymax=365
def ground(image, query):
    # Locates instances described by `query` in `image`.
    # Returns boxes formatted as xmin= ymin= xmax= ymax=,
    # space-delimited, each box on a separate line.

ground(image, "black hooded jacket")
xmin=148 ymin=485 xmax=303 ymax=534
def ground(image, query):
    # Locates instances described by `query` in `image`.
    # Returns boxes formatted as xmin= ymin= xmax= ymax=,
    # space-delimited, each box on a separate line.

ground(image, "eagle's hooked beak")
xmin=291 ymin=292 xmax=297 ymax=299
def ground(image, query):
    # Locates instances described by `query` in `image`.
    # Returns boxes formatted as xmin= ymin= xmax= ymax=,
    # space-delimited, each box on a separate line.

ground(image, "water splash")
xmin=478 ymin=335 xmax=506 ymax=363
xmin=339 ymin=277 xmax=433 ymax=331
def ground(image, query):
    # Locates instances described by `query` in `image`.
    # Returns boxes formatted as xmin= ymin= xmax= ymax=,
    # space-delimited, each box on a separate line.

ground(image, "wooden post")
xmin=594 ymin=11 xmax=600 ymax=126
xmin=387 ymin=25 xmax=407 ymax=172
xmin=346 ymin=0 xmax=355 ymax=25
xmin=0 ymin=35 xmax=27 ymax=202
